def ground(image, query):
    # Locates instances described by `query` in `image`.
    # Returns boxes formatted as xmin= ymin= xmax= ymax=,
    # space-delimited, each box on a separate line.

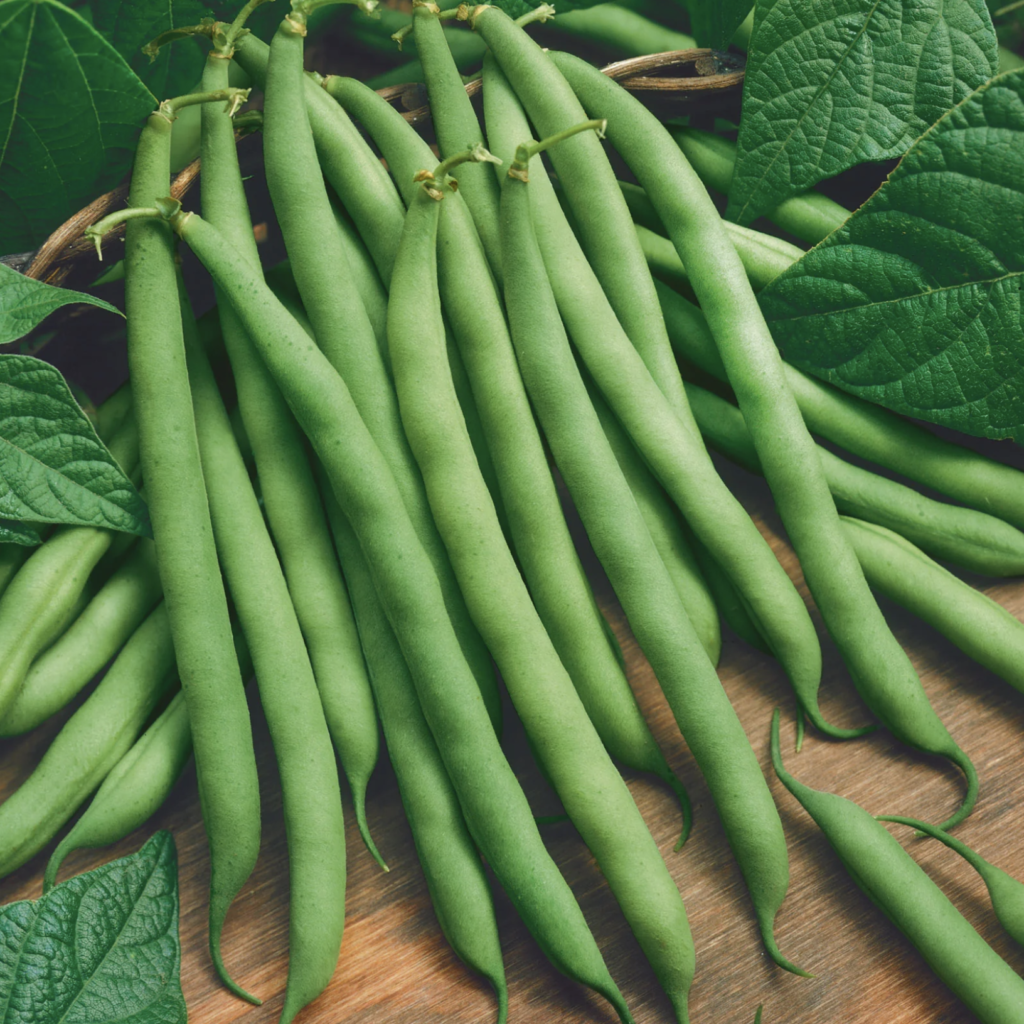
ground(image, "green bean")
xmin=415 ymin=3 xmax=503 ymax=279
xmin=232 ymin=31 xmax=406 ymax=283
xmin=669 ymin=128 xmax=848 ymax=245
xmin=657 ymin=275 xmax=1024 ymax=542
xmin=842 ymin=517 xmax=1024 ymax=696
xmin=122 ymin=88 xmax=260 ymax=1003
xmin=501 ymin=125 xmax=804 ymax=983
xmin=46 ymin=687 xmax=189 ymax=891
xmin=329 ymin=71 xmax=693 ymax=824
xmin=180 ymin=261 xmax=346 ymax=1024
xmin=685 ymin=383 xmax=1024 ymax=578
xmin=557 ymin=53 xmax=977 ymax=830
xmin=0 ymin=545 xmax=30 ymax=601
xmin=319 ymin=479 xmax=508 ymax=1023
xmin=0 ymin=409 xmax=137 ymax=723
xmin=263 ymin=12 xmax=501 ymax=731
xmin=392 ymin=143 xmax=696 ymax=1017
xmin=472 ymin=5 xmax=691 ymax=421
xmin=45 ymin=631 xmax=254 ymax=893
xmin=878 ymin=816 xmax=1024 ymax=948
xmin=481 ymin=51 xmax=840 ymax=743
xmin=2 ymin=539 xmax=162 ymax=737
xmin=587 ymin=377 xmax=720 ymax=667
xmin=0 ymin=603 xmax=176 ymax=878
xmin=636 ymin=220 xmax=801 ymax=292
xmin=200 ymin=39 xmax=383 ymax=865
xmin=771 ymin=710 xmax=1024 ymax=1023
xmin=542 ymin=3 xmax=696 ymax=54
xmin=158 ymin=202 xmax=634 ymax=1024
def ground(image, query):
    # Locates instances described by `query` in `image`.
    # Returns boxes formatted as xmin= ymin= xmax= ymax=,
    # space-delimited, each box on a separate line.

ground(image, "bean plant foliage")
xmin=761 ymin=69 xmax=1024 ymax=442
xmin=0 ymin=832 xmax=187 ymax=1024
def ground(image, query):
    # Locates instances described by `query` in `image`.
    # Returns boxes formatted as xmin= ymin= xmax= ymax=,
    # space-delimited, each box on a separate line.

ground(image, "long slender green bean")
xmin=159 ymin=204 xmax=633 ymax=1023
xmin=2 ymin=539 xmax=162 ymax=736
xmin=263 ymin=12 xmax=500 ymax=731
xmin=481 ymin=50 xmax=840 ymax=742
xmin=0 ymin=604 xmax=176 ymax=878
xmin=415 ymin=3 xmax=503 ymax=279
xmin=200 ymin=36 xmax=383 ymax=863
xmin=557 ymin=53 xmax=977 ymax=830
xmin=327 ymin=72 xmax=694 ymax=819
xmin=472 ymin=5 xmax=692 ymax=421
xmin=685 ymin=383 xmax=1024 ymax=578
xmin=122 ymin=88 xmax=260 ymax=1002
xmin=656 ymin=277 xmax=1024 ymax=541
xmin=771 ymin=711 xmax=1024 ymax=1024
xmin=319 ymin=478 xmax=508 ymax=1023
xmin=501 ymin=126 xmax=805 ymax=983
xmin=543 ymin=3 xmax=696 ymax=54
xmin=842 ymin=518 xmax=1024 ymax=696
xmin=878 ymin=816 xmax=1024 ymax=948
xmin=44 ymin=631 xmax=254 ymax=892
xmin=391 ymin=145 xmax=695 ymax=1018
xmin=180 ymin=257 xmax=346 ymax=1024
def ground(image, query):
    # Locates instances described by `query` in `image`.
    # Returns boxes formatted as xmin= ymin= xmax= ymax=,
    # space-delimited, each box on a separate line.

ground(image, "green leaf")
xmin=0 ymin=0 xmax=156 ymax=254
xmin=0 ymin=353 xmax=150 ymax=534
xmin=0 ymin=518 xmax=41 ymax=545
xmin=760 ymin=69 xmax=1024 ymax=443
xmin=0 ymin=832 xmax=186 ymax=1024
xmin=0 ymin=262 xmax=121 ymax=345
xmin=728 ymin=0 xmax=998 ymax=226
xmin=687 ymin=0 xmax=754 ymax=50
xmin=92 ymin=0 xmax=213 ymax=99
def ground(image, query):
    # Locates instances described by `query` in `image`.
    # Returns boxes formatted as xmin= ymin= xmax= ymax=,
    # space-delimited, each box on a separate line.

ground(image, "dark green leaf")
xmin=0 ymin=832 xmax=186 ymax=1024
xmin=761 ymin=69 xmax=1024 ymax=442
xmin=687 ymin=0 xmax=754 ymax=50
xmin=0 ymin=262 xmax=121 ymax=345
xmin=0 ymin=0 xmax=155 ymax=254
xmin=729 ymin=0 xmax=998 ymax=226
xmin=92 ymin=0 xmax=213 ymax=98
xmin=0 ymin=518 xmax=40 ymax=545
xmin=0 ymin=354 xmax=150 ymax=534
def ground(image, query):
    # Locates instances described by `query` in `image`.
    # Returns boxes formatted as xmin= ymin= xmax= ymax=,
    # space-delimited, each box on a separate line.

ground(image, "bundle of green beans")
xmin=4 ymin=3 xmax=1024 ymax=1023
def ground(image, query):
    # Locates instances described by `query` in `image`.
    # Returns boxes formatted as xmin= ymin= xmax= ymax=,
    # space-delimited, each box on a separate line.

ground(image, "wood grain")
xmin=2 ymin=444 xmax=1024 ymax=1024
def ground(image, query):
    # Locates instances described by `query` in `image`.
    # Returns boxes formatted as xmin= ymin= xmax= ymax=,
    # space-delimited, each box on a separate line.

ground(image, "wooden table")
xmin=3 ymin=442 xmax=1023 ymax=1024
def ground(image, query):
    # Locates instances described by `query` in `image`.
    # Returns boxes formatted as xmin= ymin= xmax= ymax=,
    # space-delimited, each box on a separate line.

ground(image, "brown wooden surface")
xmin=3 ymin=446 xmax=1024 ymax=1024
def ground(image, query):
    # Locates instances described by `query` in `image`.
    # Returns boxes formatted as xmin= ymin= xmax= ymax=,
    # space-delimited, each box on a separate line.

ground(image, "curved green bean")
xmin=162 ymin=203 xmax=634 ymax=1024
xmin=123 ymin=89 xmax=260 ymax=1003
xmin=557 ymin=53 xmax=977 ymax=831
xmin=771 ymin=710 xmax=1024 ymax=1023
xmin=481 ymin=50 xmax=839 ymax=743
xmin=0 ymin=603 xmax=176 ymax=878
xmin=200 ymin=40 xmax=383 ymax=866
xmin=685 ymin=382 xmax=1024 ymax=578
xmin=878 ymin=816 xmax=1024 ymax=948
xmin=842 ymin=518 xmax=1024 ymax=697
xmin=328 ymin=72 xmax=694 ymax=823
xmin=501 ymin=127 xmax=804 ymax=983
xmin=2 ymin=539 xmax=162 ymax=736
xmin=320 ymin=478 xmax=508 ymax=1023
xmin=656 ymin=237 xmax=1024 ymax=538
xmin=391 ymin=144 xmax=695 ymax=1018
xmin=45 ymin=630 xmax=254 ymax=893
xmin=263 ymin=16 xmax=501 ymax=731
xmin=542 ymin=3 xmax=696 ymax=54
xmin=180 ymin=245 xmax=345 ymax=1024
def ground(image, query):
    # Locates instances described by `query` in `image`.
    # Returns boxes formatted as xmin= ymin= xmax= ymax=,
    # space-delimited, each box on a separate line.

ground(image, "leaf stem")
xmin=85 ymin=200 xmax=181 ymax=260
xmin=508 ymin=120 xmax=607 ymax=182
